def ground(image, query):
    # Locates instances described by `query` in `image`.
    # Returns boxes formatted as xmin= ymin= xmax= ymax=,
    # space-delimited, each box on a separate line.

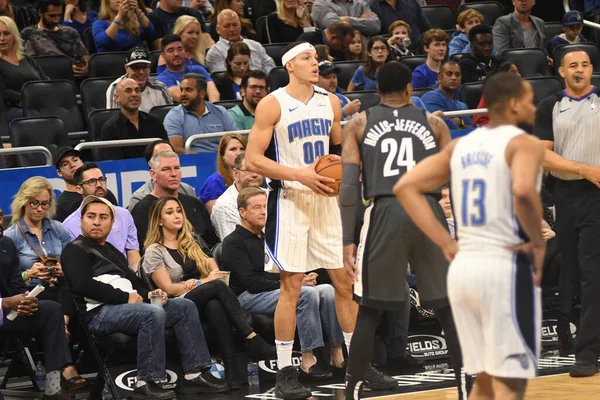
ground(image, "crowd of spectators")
xmin=0 ymin=0 xmax=599 ymax=396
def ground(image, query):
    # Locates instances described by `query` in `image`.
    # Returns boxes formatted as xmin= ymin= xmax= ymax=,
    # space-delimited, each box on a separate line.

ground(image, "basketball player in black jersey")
xmin=340 ymin=62 xmax=470 ymax=399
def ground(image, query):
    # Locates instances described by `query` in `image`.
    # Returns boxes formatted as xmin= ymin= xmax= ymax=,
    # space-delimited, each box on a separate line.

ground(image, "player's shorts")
xmin=448 ymin=250 xmax=541 ymax=379
xmin=354 ymin=195 xmax=449 ymax=310
xmin=264 ymin=187 xmax=343 ymax=273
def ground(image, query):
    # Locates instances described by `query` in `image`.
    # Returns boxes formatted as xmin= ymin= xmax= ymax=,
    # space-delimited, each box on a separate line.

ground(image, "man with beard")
xmin=21 ymin=0 xmax=89 ymax=79
xmin=53 ymin=147 xmax=118 ymax=222
xmin=106 ymin=46 xmax=173 ymax=113
xmin=62 ymin=163 xmax=141 ymax=270
xmin=422 ymin=61 xmax=474 ymax=130
xmin=157 ymin=34 xmax=219 ymax=103
xmin=493 ymin=0 xmax=545 ymax=56
xmin=98 ymin=78 xmax=168 ymax=161
xmin=164 ymin=73 xmax=238 ymax=153
xmin=459 ymin=25 xmax=504 ymax=85
xmin=228 ymin=70 xmax=268 ymax=130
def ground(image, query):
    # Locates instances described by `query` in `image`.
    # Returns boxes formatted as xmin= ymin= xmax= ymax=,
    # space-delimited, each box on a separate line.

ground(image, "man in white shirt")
xmin=211 ymin=152 xmax=263 ymax=241
xmin=206 ymin=9 xmax=276 ymax=74
xmin=106 ymin=46 xmax=173 ymax=113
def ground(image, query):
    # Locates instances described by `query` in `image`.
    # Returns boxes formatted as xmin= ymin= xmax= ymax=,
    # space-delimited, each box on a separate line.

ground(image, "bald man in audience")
xmin=206 ymin=9 xmax=276 ymax=74
xmin=98 ymin=79 xmax=169 ymax=161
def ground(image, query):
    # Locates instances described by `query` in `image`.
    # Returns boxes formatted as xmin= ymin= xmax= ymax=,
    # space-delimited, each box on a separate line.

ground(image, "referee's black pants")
xmin=554 ymin=179 xmax=600 ymax=362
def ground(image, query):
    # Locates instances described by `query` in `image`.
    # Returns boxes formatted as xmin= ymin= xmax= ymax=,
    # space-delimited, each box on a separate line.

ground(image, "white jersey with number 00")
xmin=268 ymin=86 xmax=334 ymax=190
xmin=449 ymin=125 xmax=541 ymax=253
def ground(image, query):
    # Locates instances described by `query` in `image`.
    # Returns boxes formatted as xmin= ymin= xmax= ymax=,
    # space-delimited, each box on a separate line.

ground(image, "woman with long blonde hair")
xmin=4 ymin=177 xmax=86 ymax=390
xmin=258 ymin=0 xmax=312 ymax=44
xmin=92 ymin=0 xmax=154 ymax=52
xmin=0 ymin=16 xmax=47 ymax=123
xmin=143 ymin=196 xmax=274 ymax=388
xmin=156 ymin=15 xmax=205 ymax=74
xmin=208 ymin=0 xmax=256 ymax=42
xmin=199 ymin=133 xmax=247 ymax=213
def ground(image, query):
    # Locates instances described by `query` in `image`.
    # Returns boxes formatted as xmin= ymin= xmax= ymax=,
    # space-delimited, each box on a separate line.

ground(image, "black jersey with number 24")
xmin=360 ymin=104 xmax=439 ymax=199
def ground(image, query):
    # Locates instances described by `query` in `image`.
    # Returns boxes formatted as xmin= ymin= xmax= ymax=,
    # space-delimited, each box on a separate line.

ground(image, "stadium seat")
xmin=421 ymin=6 xmax=455 ymax=30
xmin=458 ymin=1 xmax=505 ymax=26
xmin=527 ymin=76 xmax=563 ymax=105
xmin=399 ymin=55 xmax=427 ymax=71
xmin=458 ymin=82 xmax=483 ymax=109
xmin=32 ymin=55 xmax=75 ymax=82
xmin=502 ymin=48 xmax=551 ymax=77
xmin=543 ymin=22 xmax=562 ymax=49
xmin=213 ymin=100 xmax=242 ymax=110
xmin=212 ymin=242 xmax=223 ymax=267
xmin=553 ymin=44 xmax=600 ymax=73
xmin=81 ymin=77 xmax=116 ymax=118
xmin=336 ymin=61 xmax=364 ymax=91
xmin=149 ymin=50 xmax=161 ymax=73
xmin=591 ymin=74 xmax=600 ymax=87
xmin=264 ymin=43 xmax=289 ymax=66
xmin=9 ymin=116 xmax=69 ymax=167
xmin=343 ymin=91 xmax=380 ymax=112
xmin=88 ymin=109 xmax=120 ymax=160
xmin=268 ymin=66 xmax=289 ymax=90
xmin=88 ymin=51 xmax=127 ymax=78
xmin=83 ymin=27 xmax=97 ymax=55
xmin=21 ymin=80 xmax=84 ymax=134
xmin=450 ymin=53 xmax=467 ymax=63
xmin=149 ymin=104 xmax=176 ymax=123
xmin=412 ymin=87 xmax=433 ymax=98
xmin=211 ymin=71 xmax=226 ymax=83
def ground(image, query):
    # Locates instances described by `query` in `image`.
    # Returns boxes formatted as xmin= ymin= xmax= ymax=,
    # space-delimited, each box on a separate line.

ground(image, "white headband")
xmin=281 ymin=43 xmax=316 ymax=66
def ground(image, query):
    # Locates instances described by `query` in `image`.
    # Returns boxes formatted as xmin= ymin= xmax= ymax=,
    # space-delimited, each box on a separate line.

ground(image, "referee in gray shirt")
xmin=533 ymin=48 xmax=600 ymax=378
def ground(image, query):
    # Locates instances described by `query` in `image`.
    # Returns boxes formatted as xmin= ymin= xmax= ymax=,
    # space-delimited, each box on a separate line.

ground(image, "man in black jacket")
xmin=0 ymin=209 xmax=73 ymax=400
xmin=61 ymin=196 xmax=228 ymax=399
xmin=221 ymin=188 xmax=345 ymax=381
xmin=458 ymin=25 xmax=504 ymax=84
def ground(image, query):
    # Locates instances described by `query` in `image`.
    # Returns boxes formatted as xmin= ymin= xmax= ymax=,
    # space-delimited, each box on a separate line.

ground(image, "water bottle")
xmin=102 ymin=383 xmax=112 ymax=400
xmin=35 ymin=361 xmax=46 ymax=391
xmin=247 ymin=361 xmax=259 ymax=386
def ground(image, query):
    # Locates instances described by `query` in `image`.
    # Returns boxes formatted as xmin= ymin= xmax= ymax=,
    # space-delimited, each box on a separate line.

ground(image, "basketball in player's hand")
xmin=315 ymin=155 xmax=342 ymax=196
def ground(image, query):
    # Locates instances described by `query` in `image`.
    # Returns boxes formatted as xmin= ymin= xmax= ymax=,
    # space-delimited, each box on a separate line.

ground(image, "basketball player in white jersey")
xmin=246 ymin=42 xmax=394 ymax=399
xmin=395 ymin=72 xmax=546 ymax=400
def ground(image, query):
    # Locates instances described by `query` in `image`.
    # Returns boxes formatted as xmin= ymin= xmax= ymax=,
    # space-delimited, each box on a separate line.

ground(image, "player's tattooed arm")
xmin=341 ymin=111 xmax=366 ymax=165
xmin=427 ymin=112 xmax=452 ymax=150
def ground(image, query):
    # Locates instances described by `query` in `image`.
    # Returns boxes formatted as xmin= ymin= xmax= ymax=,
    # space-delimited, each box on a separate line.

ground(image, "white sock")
xmin=275 ymin=340 xmax=294 ymax=370
xmin=135 ymin=380 xmax=147 ymax=388
xmin=343 ymin=331 xmax=353 ymax=353
xmin=45 ymin=370 xmax=61 ymax=395
xmin=184 ymin=372 xmax=201 ymax=380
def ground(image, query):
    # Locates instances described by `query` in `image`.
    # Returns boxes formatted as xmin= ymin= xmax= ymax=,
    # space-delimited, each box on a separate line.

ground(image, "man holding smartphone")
xmin=21 ymin=0 xmax=89 ymax=79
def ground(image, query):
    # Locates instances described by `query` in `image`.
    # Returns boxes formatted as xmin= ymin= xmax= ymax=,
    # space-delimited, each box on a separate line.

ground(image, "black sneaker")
xmin=299 ymin=363 xmax=333 ymax=381
xmin=387 ymin=352 xmax=425 ymax=369
xmin=274 ymin=366 xmax=312 ymax=400
xmin=177 ymin=370 xmax=229 ymax=394
xmin=570 ymin=360 xmax=599 ymax=377
xmin=364 ymin=364 xmax=398 ymax=390
xmin=131 ymin=382 xmax=176 ymax=400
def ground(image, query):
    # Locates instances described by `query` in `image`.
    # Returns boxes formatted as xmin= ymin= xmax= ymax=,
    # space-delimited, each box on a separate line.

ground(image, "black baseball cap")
xmin=125 ymin=46 xmax=151 ymax=66
xmin=318 ymin=60 xmax=341 ymax=76
xmin=53 ymin=146 xmax=81 ymax=169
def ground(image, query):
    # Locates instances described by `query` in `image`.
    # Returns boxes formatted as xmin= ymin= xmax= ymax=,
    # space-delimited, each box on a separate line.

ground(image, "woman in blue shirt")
xmin=92 ymin=0 xmax=154 ymax=52
xmin=61 ymin=0 xmax=98 ymax=39
xmin=3 ymin=177 xmax=86 ymax=390
xmin=214 ymin=41 xmax=250 ymax=101
xmin=199 ymin=133 xmax=247 ymax=213
xmin=347 ymin=36 xmax=392 ymax=92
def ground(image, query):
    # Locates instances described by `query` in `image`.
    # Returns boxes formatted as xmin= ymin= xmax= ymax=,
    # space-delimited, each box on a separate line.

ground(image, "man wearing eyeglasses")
xmin=62 ymin=163 xmax=141 ymax=270
xmin=106 ymin=46 xmax=173 ymax=113
xmin=98 ymin=78 xmax=169 ymax=162
xmin=228 ymin=70 xmax=268 ymax=130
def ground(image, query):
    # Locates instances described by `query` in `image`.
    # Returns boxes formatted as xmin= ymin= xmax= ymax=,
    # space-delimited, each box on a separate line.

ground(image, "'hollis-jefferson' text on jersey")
xmin=266 ymin=86 xmax=334 ymax=190
xmin=450 ymin=125 xmax=541 ymax=253
xmin=361 ymin=104 xmax=438 ymax=199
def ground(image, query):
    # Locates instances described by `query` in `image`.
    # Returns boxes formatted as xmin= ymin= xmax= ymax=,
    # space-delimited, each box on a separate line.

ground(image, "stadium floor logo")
xmin=115 ymin=369 xmax=178 ymax=391
xmin=259 ymin=351 xmax=303 ymax=373
xmin=408 ymin=333 xmax=449 ymax=359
